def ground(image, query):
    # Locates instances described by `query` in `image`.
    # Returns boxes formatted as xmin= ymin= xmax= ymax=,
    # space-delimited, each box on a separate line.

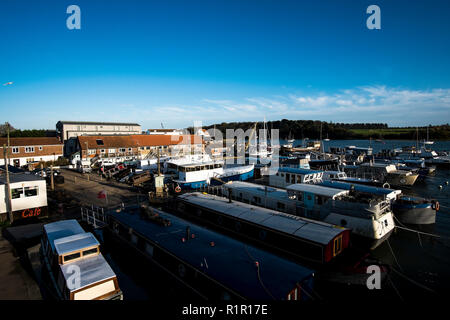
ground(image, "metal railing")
xmin=80 ymin=205 xmax=107 ymax=229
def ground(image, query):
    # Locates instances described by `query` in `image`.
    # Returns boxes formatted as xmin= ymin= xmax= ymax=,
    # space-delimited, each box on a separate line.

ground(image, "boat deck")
xmin=107 ymin=206 xmax=314 ymax=300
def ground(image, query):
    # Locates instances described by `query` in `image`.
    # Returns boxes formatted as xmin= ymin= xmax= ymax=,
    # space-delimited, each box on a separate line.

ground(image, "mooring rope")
xmin=387 ymin=273 xmax=404 ymax=302
xmin=391 ymin=267 xmax=437 ymax=295
xmin=243 ymin=245 xmax=276 ymax=300
xmin=386 ymin=238 xmax=403 ymax=272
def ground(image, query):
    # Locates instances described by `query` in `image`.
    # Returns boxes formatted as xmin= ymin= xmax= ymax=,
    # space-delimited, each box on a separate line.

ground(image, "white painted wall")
xmin=0 ymin=179 xmax=47 ymax=214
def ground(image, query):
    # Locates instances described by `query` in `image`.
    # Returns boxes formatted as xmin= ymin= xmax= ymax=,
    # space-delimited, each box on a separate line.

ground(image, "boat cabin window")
xmin=285 ymin=173 xmax=290 ymax=183
xmin=296 ymin=175 xmax=302 ymax=183
xmin=277 ymin=202 xmax=285 ymax=210
xmin=291 ymin=175 xmax=295 ymax=184
xmin=307 ymin=195 xmax=312 ymax=201
xmin=63 ymin=252 xmax=81 ymax=263
xmin=82 ymin=247 xmax=98 ymax=257
xmin=333 ymin=235 xmax=343 ymax=257
xmin=315 ymin=195 xmax=326 ymax=205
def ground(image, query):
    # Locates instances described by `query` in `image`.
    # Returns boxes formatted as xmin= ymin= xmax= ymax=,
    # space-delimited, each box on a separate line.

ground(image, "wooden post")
xmin=3 ymin=143 xmax=13 ymax=223
xmin=50 ymin=165 xmax=54 ymax=191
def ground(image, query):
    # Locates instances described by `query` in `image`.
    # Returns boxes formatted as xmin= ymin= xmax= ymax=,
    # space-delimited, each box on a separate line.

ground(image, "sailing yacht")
xmin=249 ymin=118 xmax=272 ymax=159
xmin=424 ymin=127 xmax=434 ymax=145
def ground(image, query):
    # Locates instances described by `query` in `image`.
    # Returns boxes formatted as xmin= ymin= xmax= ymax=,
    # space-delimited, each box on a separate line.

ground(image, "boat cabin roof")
xmin=54 ymin=232 xmax=100 ymax=256
xmin=178 ymin=192 xmax=347 ymax=245
xmin=43 ymin=220 xmax=86 ymax=253
xmin=107 ymin=205 xmax=314 ymax=300
xmin=60 ymin=253 xmax=117 ymax=293
xmin=319 ymin=181 xmax=402 ymax=200
xmin=277 ymin=167 xmax=323 ymax=175
xmin=224 ymin=181 xmax=291 ymax=201
xmin=286 ymin=184 xmax=349 ymax=198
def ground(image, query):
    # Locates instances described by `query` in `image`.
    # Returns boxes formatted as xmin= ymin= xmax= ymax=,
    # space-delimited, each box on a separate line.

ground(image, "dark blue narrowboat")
xmin=104 ymin=205 xmax=315 ymax=300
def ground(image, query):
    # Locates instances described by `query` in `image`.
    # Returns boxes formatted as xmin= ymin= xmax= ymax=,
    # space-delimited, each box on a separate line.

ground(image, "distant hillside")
xmin=195 ymin=120 xmax=450 ymax=141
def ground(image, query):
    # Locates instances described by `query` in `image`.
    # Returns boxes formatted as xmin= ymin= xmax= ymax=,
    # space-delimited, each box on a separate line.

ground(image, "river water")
xmin=102 ymin=140 xmax=450 ymax=301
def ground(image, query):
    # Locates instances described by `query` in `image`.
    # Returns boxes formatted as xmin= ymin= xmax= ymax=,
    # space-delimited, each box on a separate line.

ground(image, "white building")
xmin=0 ymin=172 xmax=48 ymax=222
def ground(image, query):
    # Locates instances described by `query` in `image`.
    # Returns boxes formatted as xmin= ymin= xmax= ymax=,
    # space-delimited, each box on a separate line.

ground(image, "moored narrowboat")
xmin=105 ymin=205 xmax=316 ymax=300
xmin=175 ymin=192 xmax=350 ymax=264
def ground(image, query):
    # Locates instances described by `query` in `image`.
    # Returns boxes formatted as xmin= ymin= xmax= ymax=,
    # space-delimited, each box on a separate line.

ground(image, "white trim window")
xmin=88 ymin=149 xmax=96 ymax=155
xmin=12 ymin=147 xmax=19 ymax=154
xmin=100 ymin=149 xmax=106 ymax=154
xmin=38 ymin=146 xmax=43 ymax=151
xmin=119 ymin=148 xmax=126 ymax=153
xmin=25 ymin=146 xmax=35 ymax=153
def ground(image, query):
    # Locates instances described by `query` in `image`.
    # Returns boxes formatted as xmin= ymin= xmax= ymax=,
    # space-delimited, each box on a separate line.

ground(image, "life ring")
xmin=175 ymin=185 xmax=181 ymax=193
xmin=382 ymin=182 xmax=390 ymax=189
xmin=432 ymin=201 xmax=440 ymax=211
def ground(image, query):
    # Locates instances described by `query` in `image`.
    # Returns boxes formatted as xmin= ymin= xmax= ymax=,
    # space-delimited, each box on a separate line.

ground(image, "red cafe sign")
xmin=21 ymin=207 xmax=41 ymax=218
xmin=12 ymin=206 xmax=48 ymax=220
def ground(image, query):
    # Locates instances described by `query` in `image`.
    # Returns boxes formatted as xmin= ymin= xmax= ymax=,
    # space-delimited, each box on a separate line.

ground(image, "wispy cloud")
xmin=104 ymin=86 xmax=450 ymax=128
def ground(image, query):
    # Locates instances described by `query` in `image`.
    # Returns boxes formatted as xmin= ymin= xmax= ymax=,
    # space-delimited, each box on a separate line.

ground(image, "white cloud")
xmin=120 ymin=86 xmax=450 ymax=128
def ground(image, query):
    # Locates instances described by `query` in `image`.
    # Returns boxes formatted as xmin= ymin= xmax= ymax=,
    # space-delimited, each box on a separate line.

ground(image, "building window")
xmin=12 ymin=147 xmax=19 ymax=154
xmin=11 ymin=188 xmax=24 ymax=199
xmin=25 ymin=146 xmax=35 ymax=153
xmin=100 ymin=149 xmax=106 ymax=154
xmin=109 ymin=148 xmax=116 ymax=153
xmin=11 ymin=186 xmax=38 ymax=199
xmin=38 ymin=146 xmax=43 ymax=151
xmin=119 ymin=148 xmax=126 ymax=153
xmin=26 ymin=158 xmax=34 ymax=163
xmin=128 ymin=148 xmax=132 ymax=152
xmin=88 ymin=149 xmax=96 ymax=155
xmin=24 ymin=186 xmax=38 ymax=197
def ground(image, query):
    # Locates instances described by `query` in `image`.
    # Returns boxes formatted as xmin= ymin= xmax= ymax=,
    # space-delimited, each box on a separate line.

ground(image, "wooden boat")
xmin=40 ymin=219 xmax=123 ymax=300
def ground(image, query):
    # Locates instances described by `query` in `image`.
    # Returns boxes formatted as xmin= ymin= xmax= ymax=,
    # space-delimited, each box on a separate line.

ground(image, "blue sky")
xmin=0 ymin=0 xmax=449 ymax=130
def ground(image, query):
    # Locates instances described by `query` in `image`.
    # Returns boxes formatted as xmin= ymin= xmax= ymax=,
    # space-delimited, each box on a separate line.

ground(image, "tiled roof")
xmin=0 ymin=137 xmax=63 ymax=147
xmin=78 ymin=134 xmax=203 ymax=150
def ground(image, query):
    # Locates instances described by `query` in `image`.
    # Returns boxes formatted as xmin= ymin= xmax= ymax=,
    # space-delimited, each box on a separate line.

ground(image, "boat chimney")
xmin=186 ymin=226 xmax=191 ymax=241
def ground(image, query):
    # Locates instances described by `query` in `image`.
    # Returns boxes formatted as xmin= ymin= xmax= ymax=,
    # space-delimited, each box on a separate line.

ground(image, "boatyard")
xmin=1 ymin=129 xmax=450 ymax=302
xmin=1 ymin=0 xmax=450 ymax=313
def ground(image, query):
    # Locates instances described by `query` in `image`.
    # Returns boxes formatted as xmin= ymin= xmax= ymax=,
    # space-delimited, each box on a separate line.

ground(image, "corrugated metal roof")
xmin=178 ymin=193 xmax=345 ymax=245
xmin=286 ymin=184 xmax=349 ymax=198
xmin=54 ymin=232 xmax=100 ymax=255
xmin=58 ymin=121 xmax=141 ymax=126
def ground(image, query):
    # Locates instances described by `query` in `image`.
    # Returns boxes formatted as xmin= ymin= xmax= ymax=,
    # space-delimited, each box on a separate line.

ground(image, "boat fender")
xmin=432 ymin=201 xmax=439 ymax=211
xmin=382 ymin=182 xmax=390 ymax=189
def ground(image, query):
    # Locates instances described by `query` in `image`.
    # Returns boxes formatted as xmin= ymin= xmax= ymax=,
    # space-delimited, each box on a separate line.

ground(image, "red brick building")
xmin=0 ymin=137 xmax=64 ymax=167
